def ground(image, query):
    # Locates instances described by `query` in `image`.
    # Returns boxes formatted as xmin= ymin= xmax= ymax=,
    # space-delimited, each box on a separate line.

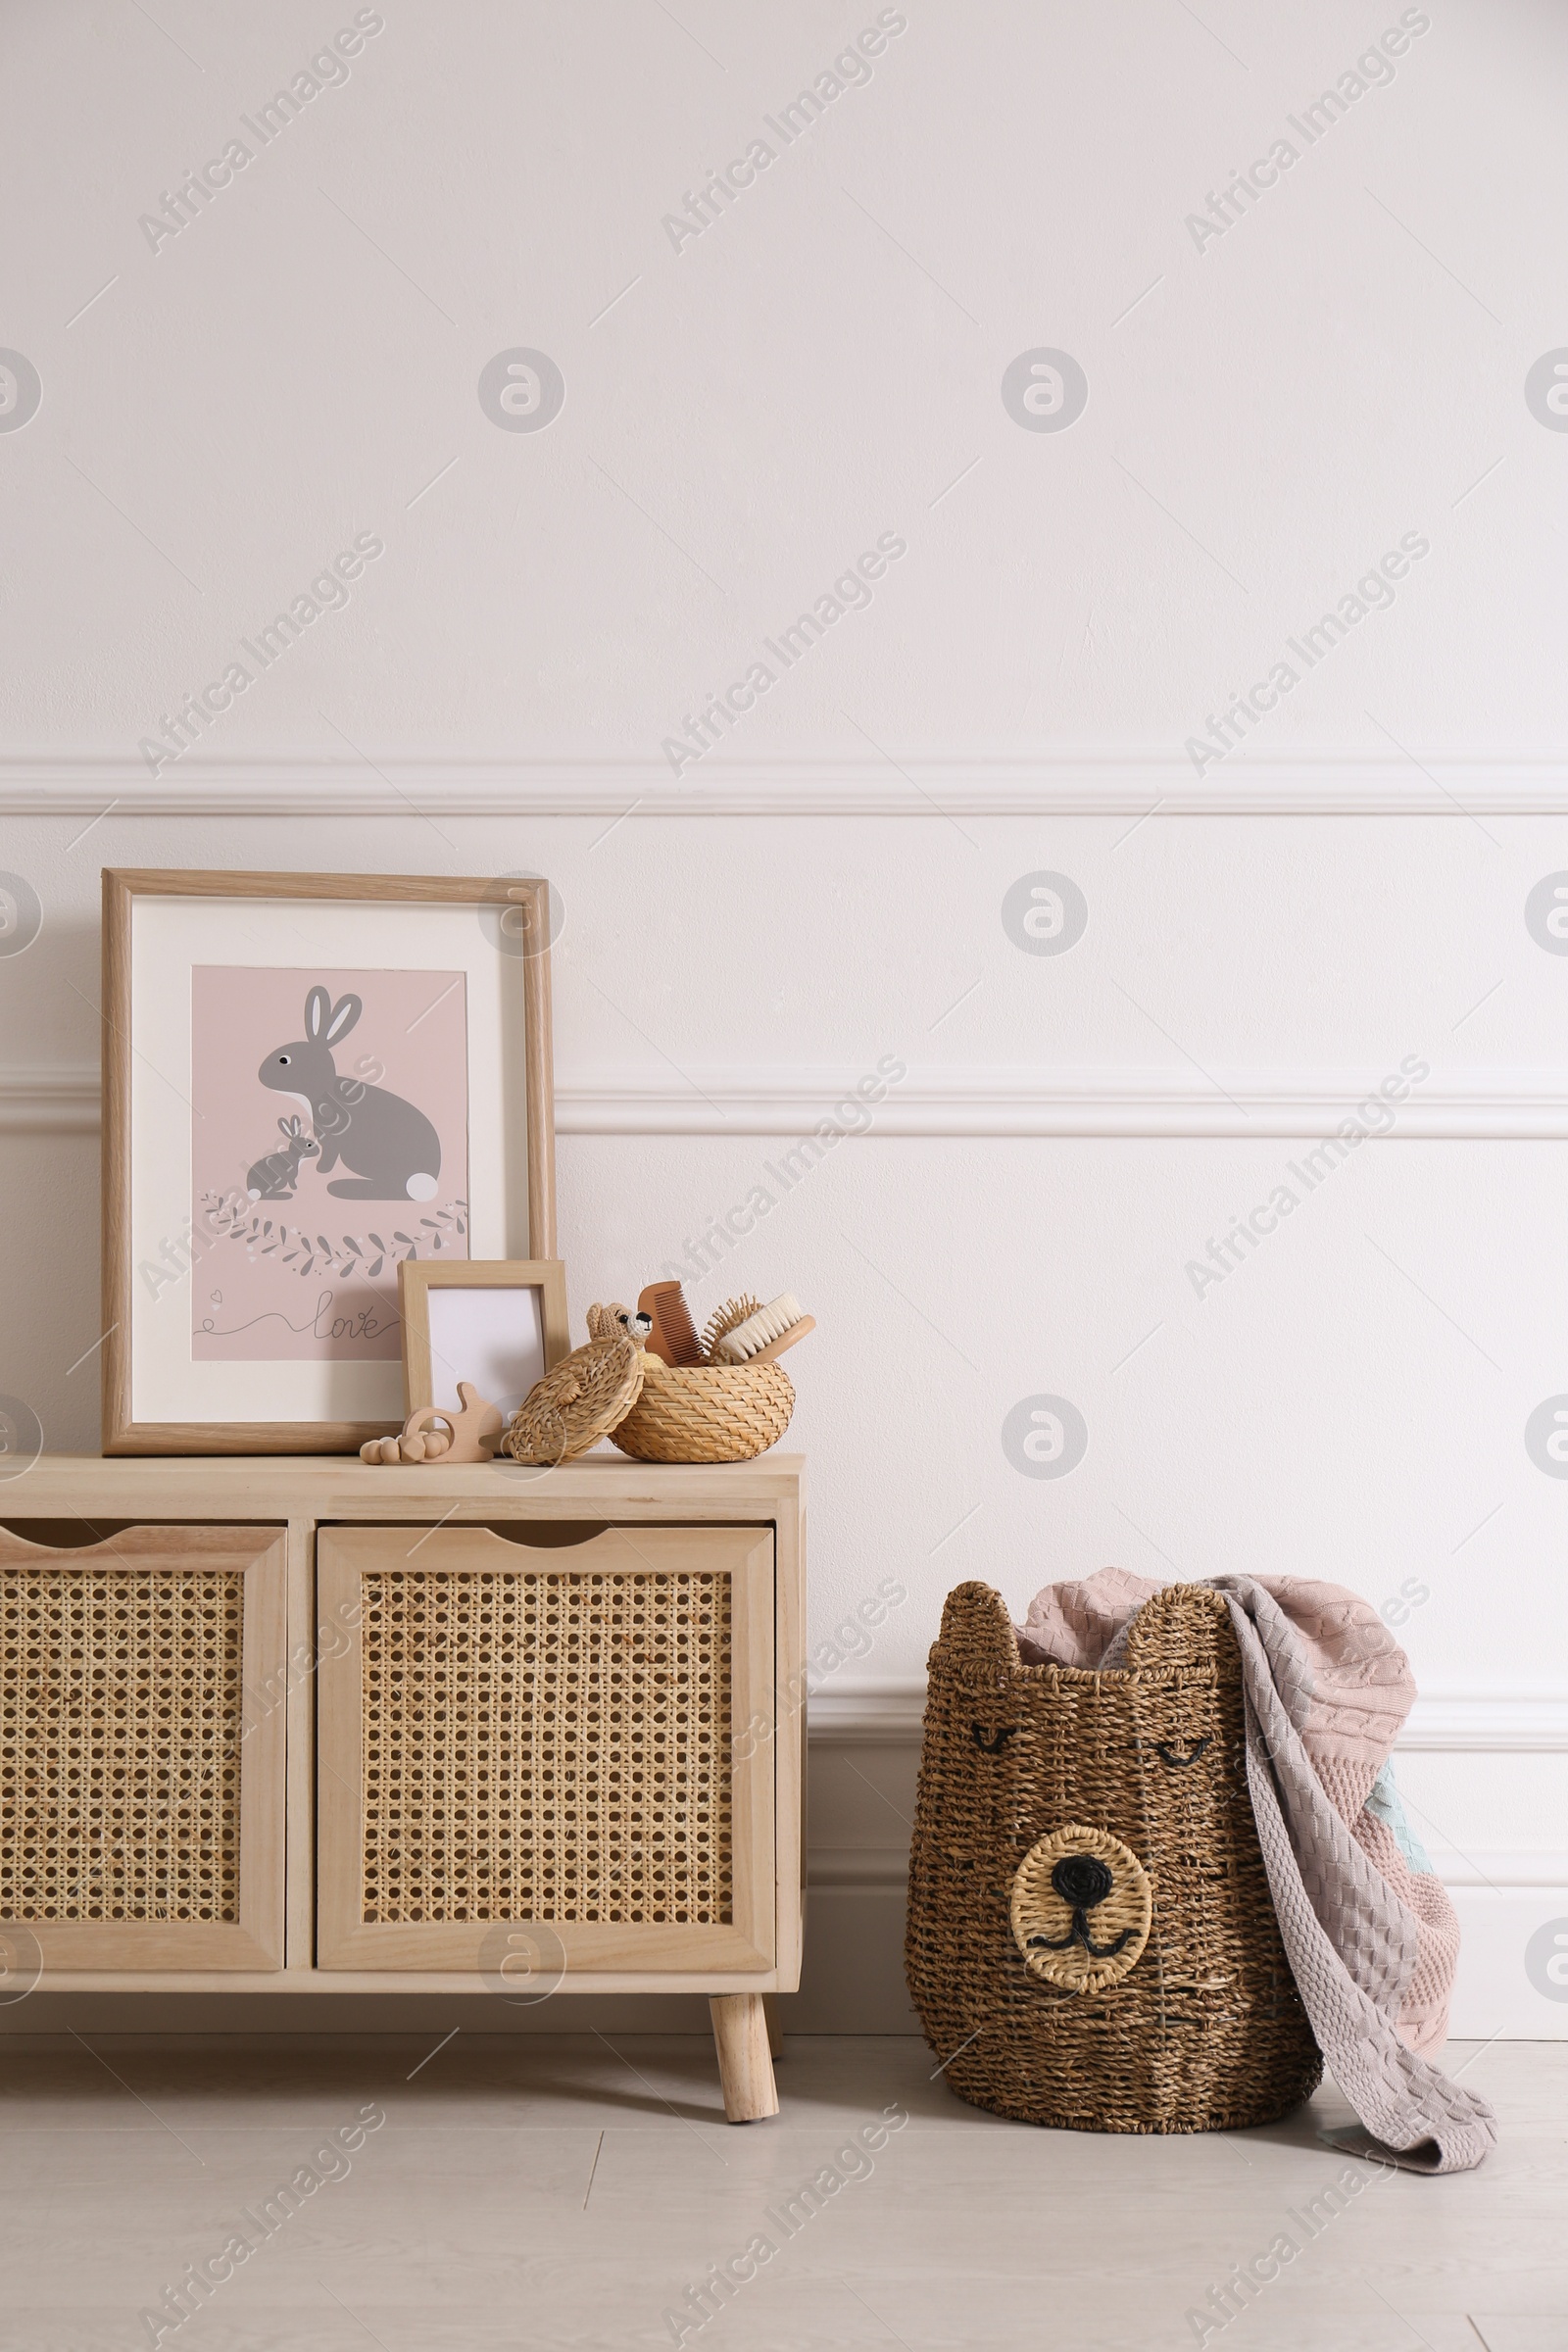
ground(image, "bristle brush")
xmin=710 ymin=1293 xmax=815 ymax=1366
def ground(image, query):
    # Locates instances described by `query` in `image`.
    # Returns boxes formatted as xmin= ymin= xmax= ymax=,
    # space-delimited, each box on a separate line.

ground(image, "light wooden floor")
xmin=0 ymin=2034 xmax=1558 ymax=2350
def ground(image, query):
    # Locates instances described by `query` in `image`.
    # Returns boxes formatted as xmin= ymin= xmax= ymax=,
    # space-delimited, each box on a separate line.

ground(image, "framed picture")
xmin=399 ymin=1258 xmax=569 ymax=1423
xmin=101 ymin=869 xmax=557 ymax=1455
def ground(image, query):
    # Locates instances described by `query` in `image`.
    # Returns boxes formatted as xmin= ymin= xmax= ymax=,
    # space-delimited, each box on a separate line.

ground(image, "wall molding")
xmin=11 ymin=1062 xmax=1568 ymax=1142
xmin=808 ymin=1686 xmax=1568 ymax=1753
xmin=1415 ymin=1848 xmax=1568 ymax=1889
xmin=0 ymin=1068 xmax=101 ymax=1135
xmin=809 ymin=1845 xmax=910 ymax=1890
xmin=4 ymin=750 xmax=1568 ymax=816
xmin=1396 ymin=1693 xmax=1568 ymax=1752
xmin=557 ymin=1068 xmax=1568 ymax=1142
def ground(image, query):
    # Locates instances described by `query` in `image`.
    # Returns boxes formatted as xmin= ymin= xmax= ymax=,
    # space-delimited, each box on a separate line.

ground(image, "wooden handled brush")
xmin=708 ymin=1293 xmax=815 ymax=1366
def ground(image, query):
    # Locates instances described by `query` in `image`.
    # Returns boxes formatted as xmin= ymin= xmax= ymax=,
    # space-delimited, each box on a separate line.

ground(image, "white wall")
xmin=3 ymin=0 xmax=1568 ymax=2037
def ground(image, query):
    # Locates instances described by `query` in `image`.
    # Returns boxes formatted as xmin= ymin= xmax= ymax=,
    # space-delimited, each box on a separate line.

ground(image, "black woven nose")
xmin=1051 ymin=1853 xmax=1113 ymax=1910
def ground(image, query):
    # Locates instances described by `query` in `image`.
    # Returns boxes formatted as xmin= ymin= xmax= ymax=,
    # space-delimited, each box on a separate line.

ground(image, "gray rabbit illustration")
xmin=246 ymin=1114 xmax=318 ymax=1201
xmin=258 ymin=986 xmax=442 ymax=1201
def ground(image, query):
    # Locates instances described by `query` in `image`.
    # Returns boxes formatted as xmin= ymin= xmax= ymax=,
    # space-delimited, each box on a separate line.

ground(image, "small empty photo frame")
xmin=400 ymin=1259 xmax=569 ymax=1422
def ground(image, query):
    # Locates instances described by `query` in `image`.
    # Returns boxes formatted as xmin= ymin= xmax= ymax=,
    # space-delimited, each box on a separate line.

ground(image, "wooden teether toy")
xmin=360 ymin=1382 xmax=503 ymax=1465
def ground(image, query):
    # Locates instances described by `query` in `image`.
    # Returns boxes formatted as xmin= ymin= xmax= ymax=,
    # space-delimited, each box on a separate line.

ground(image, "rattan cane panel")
xmin=360 ymin=1569 xmax=734 ymax=1926
xmin=0 ymin=1569 xmax=244 ymax=1923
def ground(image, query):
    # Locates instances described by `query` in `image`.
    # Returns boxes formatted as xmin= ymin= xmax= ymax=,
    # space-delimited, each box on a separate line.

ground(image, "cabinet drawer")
xmin=316 ymin=1524 xmax=774 ymax=1974
xmin=0 ymin=1524 xmax=286 ymax=1971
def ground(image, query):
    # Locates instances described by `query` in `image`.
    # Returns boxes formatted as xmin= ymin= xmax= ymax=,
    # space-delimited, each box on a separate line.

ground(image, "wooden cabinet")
xmin=316 ymin=1524 xmax=776 ymax=1975
xmin=0 ymin=1458 xmax=805 ymax=2120
xmin=0 ymin=1523 xmax=286 ymax=1971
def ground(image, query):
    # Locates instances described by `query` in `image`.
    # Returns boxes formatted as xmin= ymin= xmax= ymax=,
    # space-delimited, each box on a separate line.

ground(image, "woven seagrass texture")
xmin=1010 ymin=1823 xmax=1152 ymax=1992
xmin=611 ymin=1358 xmax=795 ymax=1463
xmin=359 ymin=1568 xmax=734 ymax=1925
xmin=906 ymin=1580 xmax=1323 ymax=2132
xmin=0 ymin=1567 xmax=244 ymax=1924
xmin=500 ymin=1303 xmax=645 ymax=1466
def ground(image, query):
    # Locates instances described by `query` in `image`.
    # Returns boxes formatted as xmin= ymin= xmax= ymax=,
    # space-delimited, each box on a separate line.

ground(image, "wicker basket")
xmin=610 ymin=1357 xmax=794 ymax=1463
xmin=906 ymin=1579 xmax=1322 ymax=2133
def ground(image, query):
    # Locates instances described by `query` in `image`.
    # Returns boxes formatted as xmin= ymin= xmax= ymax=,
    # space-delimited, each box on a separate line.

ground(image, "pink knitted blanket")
xmin=1017 ymin=1567 xmax=1496 ymax=2172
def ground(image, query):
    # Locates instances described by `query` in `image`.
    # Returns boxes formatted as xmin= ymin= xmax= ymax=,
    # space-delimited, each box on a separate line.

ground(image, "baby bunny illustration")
xmin=246 ymin=1115 xmax=318 ymax=1201
xmin=259 ymin=986 xmax=442 ymax=1202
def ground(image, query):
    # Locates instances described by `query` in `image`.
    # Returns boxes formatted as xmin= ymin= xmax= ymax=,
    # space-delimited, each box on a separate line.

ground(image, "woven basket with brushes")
xmin=611 ymin=1294 xmax=804 ymax=1464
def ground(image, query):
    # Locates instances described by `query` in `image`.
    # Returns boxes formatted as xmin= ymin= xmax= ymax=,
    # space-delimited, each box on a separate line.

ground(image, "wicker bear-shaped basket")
xmin=906 ymin=1580 xmax=1323 ymax=2133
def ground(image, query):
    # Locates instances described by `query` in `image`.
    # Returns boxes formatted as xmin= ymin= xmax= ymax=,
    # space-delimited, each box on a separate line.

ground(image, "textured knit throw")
xmin=1016 ymin=1568 xmax=1497 ymax=2174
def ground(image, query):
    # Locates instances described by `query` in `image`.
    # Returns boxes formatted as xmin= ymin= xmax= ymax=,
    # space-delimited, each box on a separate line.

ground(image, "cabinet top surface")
xmin=8 ymin=1453 xmax=805 ymax=1510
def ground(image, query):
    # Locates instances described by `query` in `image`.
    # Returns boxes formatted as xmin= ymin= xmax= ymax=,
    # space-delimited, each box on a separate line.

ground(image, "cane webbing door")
xmin=315 ymin=1525 xmax=775 ymax=1973
xmin=0 ymin=1524 xmax=286 ymax=1970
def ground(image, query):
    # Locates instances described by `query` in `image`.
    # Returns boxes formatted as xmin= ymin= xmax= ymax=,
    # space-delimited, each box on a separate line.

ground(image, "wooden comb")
xmin=638 ymin=1280 xmax=705 ymax=1367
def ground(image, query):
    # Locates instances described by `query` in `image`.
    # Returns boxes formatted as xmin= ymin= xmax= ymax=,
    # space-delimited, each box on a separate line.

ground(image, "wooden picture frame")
xmin=101 ymin=869 xmax=557 ymax=1456
xmin=399 ymin=1257 xmax=570 ymax=1420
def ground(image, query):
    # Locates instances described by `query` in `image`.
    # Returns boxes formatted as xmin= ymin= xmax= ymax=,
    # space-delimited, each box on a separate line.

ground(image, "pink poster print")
xmin=190 ymin=967 xmax=470 ymax=1361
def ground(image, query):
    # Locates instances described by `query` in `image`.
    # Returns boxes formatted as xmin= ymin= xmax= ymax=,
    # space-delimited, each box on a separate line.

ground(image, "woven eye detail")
xmin=1009 ymin=1825 xmax=1152 ymax=1992
xmin=969 ymin=1723 xmax=1017 ymax=1755
xmin=1153 ymin=1737 xmax=1211 ymax=1769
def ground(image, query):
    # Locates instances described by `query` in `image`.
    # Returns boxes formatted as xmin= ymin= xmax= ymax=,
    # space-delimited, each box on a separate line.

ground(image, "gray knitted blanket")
xmin=1020 ymin=1567 xmax=1497 ymax=2173
xmin=1211 ymin=1578 xmax=1495 ymax=2173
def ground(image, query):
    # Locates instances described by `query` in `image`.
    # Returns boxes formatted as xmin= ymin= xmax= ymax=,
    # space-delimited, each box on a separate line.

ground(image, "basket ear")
xmin=934 ymin=1581 xmax=1022 ymax=1667
xmin=1117 ymin=1582 xmax=1231 ymax=1671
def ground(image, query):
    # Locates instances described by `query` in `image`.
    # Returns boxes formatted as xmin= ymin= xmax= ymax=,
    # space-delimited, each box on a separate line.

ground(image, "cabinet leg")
xmin=710 ymin=1994 xmax=779 ymax=2124
xmin=761 ymin=1992 xmax=784 ymax=2061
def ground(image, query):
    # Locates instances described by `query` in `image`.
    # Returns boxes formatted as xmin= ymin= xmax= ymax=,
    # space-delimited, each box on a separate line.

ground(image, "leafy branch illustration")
xmin=200 ymin=1194 xmax=468 ymax=1281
